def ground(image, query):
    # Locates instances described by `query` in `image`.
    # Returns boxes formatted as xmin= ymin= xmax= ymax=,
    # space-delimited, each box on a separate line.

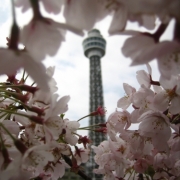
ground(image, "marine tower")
xmin=82 ymin=29 xmax=107 ymax=179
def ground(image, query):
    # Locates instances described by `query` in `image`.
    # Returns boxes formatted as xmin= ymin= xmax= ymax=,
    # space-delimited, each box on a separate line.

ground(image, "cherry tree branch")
xmin=62 ymin=155 xmax=92 ymax=180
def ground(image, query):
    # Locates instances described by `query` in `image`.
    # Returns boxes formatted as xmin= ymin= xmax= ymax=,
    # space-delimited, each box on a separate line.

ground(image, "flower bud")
xmin=14 ymin=139 xmax=27 ymax=154
xmin=29 ymin=115 xmax=44 ymax=124
xmin=90 ymin=106 xmax=106 ymax=116
xmin=29 ymin=106 xmax=44 ymax=116
xmin=94 ymin=127 xmax=107 ymax=133
xmin=20 ymin=85 xmax=39 ymax=94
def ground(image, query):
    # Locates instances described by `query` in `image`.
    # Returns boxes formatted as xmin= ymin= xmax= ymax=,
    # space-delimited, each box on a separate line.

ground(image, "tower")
xmin=82 ymin=29 xmax=107 ymax=179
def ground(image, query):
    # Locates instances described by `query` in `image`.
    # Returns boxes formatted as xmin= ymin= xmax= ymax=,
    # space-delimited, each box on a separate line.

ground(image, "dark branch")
xmin=62 ymin=155 xmax=92 ymax=180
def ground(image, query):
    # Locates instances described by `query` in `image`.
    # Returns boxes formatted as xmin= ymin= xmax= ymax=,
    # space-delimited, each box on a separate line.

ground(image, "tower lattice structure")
xmin=82 ymin=29 xmax=107 ymax=180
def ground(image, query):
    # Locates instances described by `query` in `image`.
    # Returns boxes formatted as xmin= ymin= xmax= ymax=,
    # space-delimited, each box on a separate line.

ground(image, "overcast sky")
xmin=0 ymin=1 xmax=174 ymax=134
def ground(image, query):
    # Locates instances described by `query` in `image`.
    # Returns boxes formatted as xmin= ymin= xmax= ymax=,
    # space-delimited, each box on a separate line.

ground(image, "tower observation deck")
xmin=82 ymin=29 xmax=107 ymax=179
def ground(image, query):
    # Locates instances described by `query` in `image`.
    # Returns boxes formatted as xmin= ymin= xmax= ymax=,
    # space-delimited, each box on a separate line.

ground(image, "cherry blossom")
xmin=168 ymin=125 xmax=180 ymax=151
xmin=122 ymin=33 xmax=180 ymax=79
xmin=15 ymin=0 xmax=64 ymax=14
xmin=63 ymin=119 xmax=80 ymax=145
xmin=21 ymin=18 xmax=84 ymax=61
xmin=107 ymin=110 xmax=131 ymax=134
xmin=0 ymin=48 xmax=50 ymax=91
xmin=136 ymin=64 xmax=152 ymax=88
xmin=117 ymin=83 xmax=136 ymax=110
xmin=153 ymin=75 xmax=180 ymax=114
xmin=74 ymin=147 xmax=90 ymax=165
xmin=63 ymin=0 xmax=109 ymax=31
xmin=132 ymin=85 xmax=155 ymax=114
xmin=139 ymin=111 xmax=171 ymax=152
xmin=117 ymin=0 xmax=180 ymax=21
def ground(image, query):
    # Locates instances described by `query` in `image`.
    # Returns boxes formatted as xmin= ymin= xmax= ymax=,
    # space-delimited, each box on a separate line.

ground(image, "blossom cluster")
xmin=92 ymin=64 xmax=180 ymax=179
xmin=0 ymin=67 xmax=96 ymax=180
xmin=0 ymin=0 xmax=180 ymax=180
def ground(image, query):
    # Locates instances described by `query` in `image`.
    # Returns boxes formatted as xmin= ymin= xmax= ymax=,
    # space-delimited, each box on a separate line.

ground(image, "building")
xmin=82 ymin=29 xmax=107 ymax=180
xmin=61 ymin=29 xmax=106 ymax=180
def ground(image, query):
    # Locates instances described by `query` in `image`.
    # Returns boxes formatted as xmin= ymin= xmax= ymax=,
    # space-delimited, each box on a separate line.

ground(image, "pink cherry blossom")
xmin=132 ymin=85 xmax=155 ymax=114
xmin=63 ymin=0 xmax=109 ymax=31
xmin=118 ymin=0 xmax=180 ymax=22
xmin=153 ymin=170 xmax=170 ymax=180
xmin=153 ymin=75 xmax=180 ymax=114
xmin=168 ymin=125 xmax=180 ymax=151
xmin=153 ymin=152 xmax=170 ymax=169
xmin=122 ymin=32 xmax=180 ymax=79
xmin=63 ymin=119 xmax=80 ymax=145
xmin=107 ymin=110 xmax=131 ymax=134
xmin=139 ymin=111 xmax=171 ymax=152
xmin=136 ymin=64 xmax=152 ymax=88
xmin=0 ymin=157 xmax=32 ymax=180
xmin=117 ymin=83 xmax=136 ymax=110
xmin=108 ymin=4 xmax=128 ymax=35
xmin=74 ymin=147 xmax=90 ymax=165
xmin=48 ymin=160 xmax=70 ymax=179
xmin=22 ymin=144 xmax=54 ymax=174
xmin=134 ymin=158 xmax=149 ymax=173
xmin=120 ymin=130 xmax=144 ymax=159
xmin=21 ymin=18 xmax=84 ymax=61
xmin=171 ymin=159 xmax=180 ymax=176
xmin=15 ymin=0 xmax=64 ymax=14
xmin=0 ymin=48 xmax=50 ymax=91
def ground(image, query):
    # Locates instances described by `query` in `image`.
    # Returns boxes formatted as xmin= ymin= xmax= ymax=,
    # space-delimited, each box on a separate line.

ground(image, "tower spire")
xmin=83 ymin=29 xmax=107 ymax=179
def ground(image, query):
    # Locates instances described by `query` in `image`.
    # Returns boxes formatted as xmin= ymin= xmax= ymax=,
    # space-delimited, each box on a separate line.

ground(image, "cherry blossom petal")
xmin=52 ymin=95 xmax=70 ymax=115
xmin=139 ymin=111 xmax=171 ymax=141
xmin=2 ymin=120 xmax=20 ymax=137
xmin=63 ymin=0 xmax=108 ymax=31
xmin=153 ymin=91 xmax=169 ymax=112
xmin=122 ymin=35 xmax=155 ymax=63
xmin=108 ymin=5 xmax=127 ymax=35
xmin=169 ymin=97 xmax=180 ymax=114
xmin=15 ymin=0 xmax=63 ymax=14
xmin=0 ymin=49 xmax=50 ymax=91
xmin=14 ymin=0 xmax=30 ymax=12
xmin=41 ymin=0 xmax=64 ymax=14
xmin=52 ymin=161 xmax=70 ymax=179
xmin=21 ymin=52 xmax=50 ymax=91
xmin=21 ymin=19 xmax=65 ymax=61
xmin=123 ymin=83 xmax=136 ymax=95
xmin=117 ymin=96 xmax=131 ymax=110
xmin=0 ymin=48 xmax=21 ymax=75
xmin=136 ymin=70 xmax=151 ymax=88
xmin=21 ymin=18 xmax=84 ymax=61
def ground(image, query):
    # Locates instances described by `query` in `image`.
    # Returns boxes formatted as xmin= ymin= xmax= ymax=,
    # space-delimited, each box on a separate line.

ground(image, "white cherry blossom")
xmin=118 ymin=0 xmax=180 ymax=21
xmin=132 ymin=85 xmax=155 ymax=114
xmin=15 ymin=0 xmax=64 ymax=14
xmin=74 ymin=148 xmax=90 ymax=165
xmin=63 ymin=0 xmax=109 ymax=31
xmin=139 ymin=111 xmax=171 ymax=152
xmin=21 ymin=18 xmax=84 ymax=61
xmin=63 ymin=119 xmax=80 ymax=145
xmin=122 ymin=34 xmax=180 ymax=80
xmin=117 ymin=83 xmax=136 ymax=110
xmin=107 ymin=110 xmax=131 ymax=134
xmin=168 ymin=125 xmax=180 ymax=151
xmin=22 ymin=144 xmax=54 ymax=174
xmin=136 ymin=64 xmax=152 ymax=88
xmin=153 ymin=75 xmax=180 ymax=114
xmin=0 ymin=48 xmax=50 ymax=91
